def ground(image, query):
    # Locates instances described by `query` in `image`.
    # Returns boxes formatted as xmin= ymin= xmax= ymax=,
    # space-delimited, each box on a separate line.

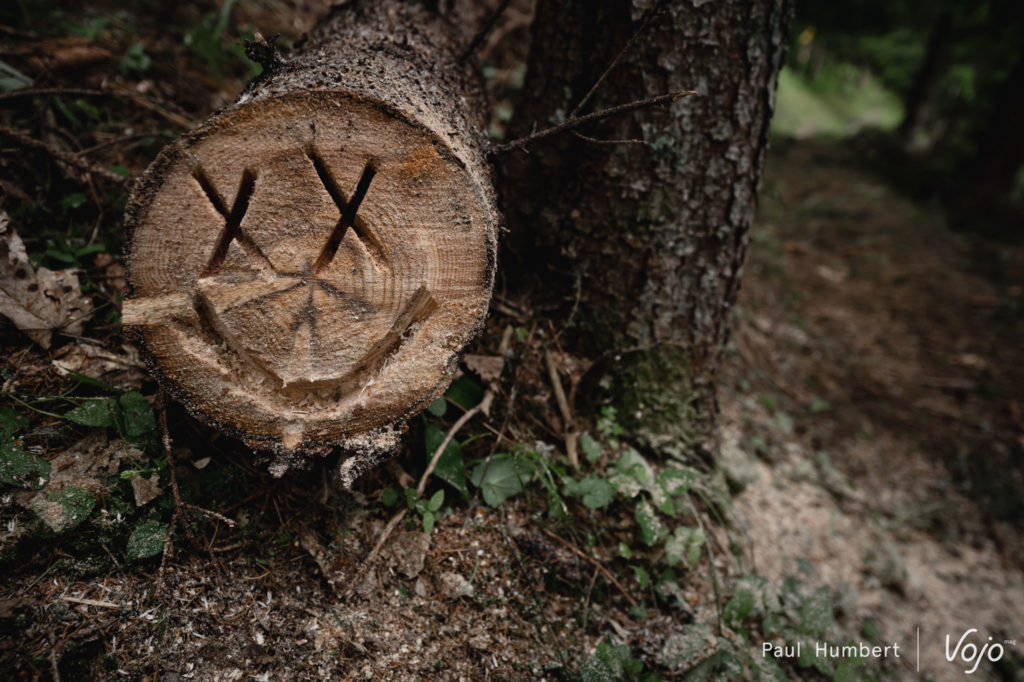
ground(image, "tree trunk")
xmin=502 ymin=0 xmax=792 ymax=459
xmin=898 ymin=11 xmax=951 ymax=143
xmin=122 ymin=0 xmax=498 ymax=475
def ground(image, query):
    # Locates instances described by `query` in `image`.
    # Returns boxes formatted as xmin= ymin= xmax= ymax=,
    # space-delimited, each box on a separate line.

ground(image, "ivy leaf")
xmin=470 ymin=454 xmax=532 ymax=507
xmin=65 ymin=399 xmax=115 ymax=427
xmin=31 ymin=485 xmax=94 ymax=533
xmin=664 ymin=526 xmax=704 ymax=568
xmin=422 ymin=510 xmax=436 ymax=535
xmin=579 ymin=432 xmax=602 ymax=462
xmin=800 ymin=586 xmax=833 ymax=637
xmin=117 ymin=392 xmax=156 ymax=439
xmin=0 ymin=441 xmax=49 ymax=489
xmin=723 ymin=589 xmax=755 ymax=627
xmin=0 ymin=406 xmax=28 ymax=436
xmin=425 ymin=423 xmax=468 ymax=500
xmin=565 ymin=476 xmax=615 ymax=509
xmin=634 ymin=499 xmax=665 ymax=546
xmin=445 ymin=375 xmax=483 ymax=410
xmin=127 ymin=519 xmax=167 ymax=560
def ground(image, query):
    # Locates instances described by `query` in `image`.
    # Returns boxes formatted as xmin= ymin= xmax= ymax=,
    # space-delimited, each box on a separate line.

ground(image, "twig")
xmin=0 ymin=124 xmax=129 ymax=183
xmin=571 ymin=130 xmax=649 ymax=146
xmin=46 ymin=628 xmax=62 ymax=682
xmin=350 ymin=327 xmax=512 ymax=596
xmin=490 ymin=90 xmax=697 ymax=155
xmin=0 ymin=87 xmax=106 ymax=102
xmin=458 ymin=0 xmax=513 ymax=63
xmin=59 ymin=595 xmax=121 ymax=609
xmin=418 ymin=395 xmax=492 ymax=496
xmin=155 ymin=391 xmax=234 ymax=591
xmin=183 ymin=503 xmax=236 ymax=527
xmin=540 ymin=527 xmax=638 ymax=608
xmin=545 ymin=349 xmax=578 ymax=468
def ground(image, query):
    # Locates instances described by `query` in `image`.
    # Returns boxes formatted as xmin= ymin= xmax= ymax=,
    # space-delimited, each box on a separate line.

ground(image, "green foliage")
xmin=424 ymin=423 xmax=468 ymax=500
xmin=405 ymin=488 xmax=445 ymax=534
xmin=120 ymin=42 xmax=151 ymax=74
xmin=663 ymin=526 xmax=704 ymax=568
xmin=445 ymin=375 xmax=483 ymax=411
xmin=563 ymin=475 xmax=615 ymax=509
xmin=799 ymin=586 xmax=834 ymax=636
xmin=32 ymin=485 xmax=95 ymax=533
xmin=0 ymin=406 xmax=49 ymax=489
xmin=64 ymin=392 xmax=158 ymax=446
xmin=126 ymin=520 xmax=167 ymax=560
xmin=581 ymin=639 xmax=660 ymax=682
xmin=183 ymin=0 xmax=258 ymax=82
xmin=0 ymin=445 xmax=50 ymax=489
xmin=470 ymin=454 xmax=533 ymax=507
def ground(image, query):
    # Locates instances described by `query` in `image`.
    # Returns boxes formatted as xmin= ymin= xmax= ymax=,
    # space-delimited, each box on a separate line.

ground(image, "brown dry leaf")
xmin=52 ymin=341 xmax=146 ymax=391
xmin=130 ymin=475 xmax=162 ymax=507
xmin=0 ymin=211 xmax=93 ymax=348
xmin=463 ymin=354 xmax=504 ymax=383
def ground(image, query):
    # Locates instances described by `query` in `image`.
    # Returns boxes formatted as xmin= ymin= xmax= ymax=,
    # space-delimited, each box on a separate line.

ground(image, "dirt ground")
xmin=727 ymin=138 xmax=1024 ymax=682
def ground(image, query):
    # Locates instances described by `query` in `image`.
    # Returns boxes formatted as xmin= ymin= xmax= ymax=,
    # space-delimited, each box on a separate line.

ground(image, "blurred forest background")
xmin=0 ymin=0 xmax=1021 ymax=680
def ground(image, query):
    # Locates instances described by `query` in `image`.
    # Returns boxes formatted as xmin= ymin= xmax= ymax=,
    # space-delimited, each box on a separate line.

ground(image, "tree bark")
xmin=122 ymin=0 xmax=498 ymax=474
xmin=502 ymin=0 xmax=792 ymax=459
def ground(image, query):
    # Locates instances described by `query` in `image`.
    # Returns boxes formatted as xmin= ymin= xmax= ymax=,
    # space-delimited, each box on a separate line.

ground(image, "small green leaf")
xmin=381 ymin=487 xmax=398 ymax=507
xmin=470 ymin=454 xmax=531 ymax=507
xmin=422 ymin=510 xmax=435 ymax=535
xmin=425 ymin=423 xmax=468 ymax=500
xmin=65 ymin=399 xmax=115 ymax=427
xmin=572 ymin=476 xmax=615 ymax=509
xmin=634 ymin=499 xmax=665 ymax=546
xmin=118 ymin=392 xmax=156 ymax=438
xmin=445 ymin=375 xmax=483 ymax=410
xmin=426 ymin=397 xmax=447 ymax=417
xmin=633 ymin=565 xmax=650 ymax=587
xmin=579 ymin=432 xmax=602 ymax=462
xmin=428 ymin=488 xmax=444 ymax=512
xmin=618 ymin=542 xmax=632 ymax=559
xmin=0 ymin=407 xmax=29 ymax=436
xmin=808 ymin=397 xmax=832 ymax=414
xmin=61 ymin=192 xmax=87 ymax=209
xmin=723 ymin=589 xmax=755 ymax=627
xmin=32 ymin=485 xmax=94 ymax=533
xmin=800 ymin=586 xmax=833 ymax=637
xmin=126 ymin=519 xmax=167 ymax=560
xmin=0 ymin=442 xmax=49 ymax=489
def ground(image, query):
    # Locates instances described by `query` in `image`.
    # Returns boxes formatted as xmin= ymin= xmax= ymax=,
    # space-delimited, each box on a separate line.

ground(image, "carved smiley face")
xmin=123 ymin=92 xmax=495 ymax=450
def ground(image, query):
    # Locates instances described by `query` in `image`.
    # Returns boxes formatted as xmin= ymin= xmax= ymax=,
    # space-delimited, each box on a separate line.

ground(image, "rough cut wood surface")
xmin=122 ymin=0 xmax=498 ymax=470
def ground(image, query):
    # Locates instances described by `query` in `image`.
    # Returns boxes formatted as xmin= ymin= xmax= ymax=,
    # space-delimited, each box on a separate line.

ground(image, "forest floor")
xmin=1 ymin=2 xmax=1023 ymax=681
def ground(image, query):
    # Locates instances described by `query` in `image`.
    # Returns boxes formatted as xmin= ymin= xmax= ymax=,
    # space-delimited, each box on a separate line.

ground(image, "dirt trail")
xmin=727 ymin=139 xmax=1024 ymax=681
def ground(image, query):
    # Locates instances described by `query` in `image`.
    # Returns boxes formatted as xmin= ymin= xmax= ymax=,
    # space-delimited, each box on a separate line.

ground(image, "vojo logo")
xmin=945 ymin=628 xmax=1015 ymax=675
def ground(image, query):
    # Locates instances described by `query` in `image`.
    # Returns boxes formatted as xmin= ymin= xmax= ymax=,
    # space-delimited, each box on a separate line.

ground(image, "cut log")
xmin=122 ymin=0 xmax=498 ymax=469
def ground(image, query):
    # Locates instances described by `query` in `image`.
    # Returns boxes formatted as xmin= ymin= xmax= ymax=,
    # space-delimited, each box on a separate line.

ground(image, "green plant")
xmin=183 ymin=0 xmax=258 ymax=82
xmin=581 ymin=639 xmax=660 ymax=682
xmin=404 ymin=488 xmax=445 ymax=534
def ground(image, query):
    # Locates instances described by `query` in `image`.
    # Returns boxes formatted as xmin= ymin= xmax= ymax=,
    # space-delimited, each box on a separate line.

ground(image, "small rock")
xmin=388 ymin=531 xmax=431 ymax=578
xmin=438 ymin=571 xmax=473 ymax=599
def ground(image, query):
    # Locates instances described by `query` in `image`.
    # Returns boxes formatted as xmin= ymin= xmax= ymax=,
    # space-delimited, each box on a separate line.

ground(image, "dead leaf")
xmin=131 ymin=474 xmax=161 ymax=507
xmin=52 ymin=341 xmax=145 ymax=391
xmin=0 ymin=211 xmax=93 ymax=348
xmin=463 ymin=354 xmax=504 ymax=383
xmin=386 ymin=531 xmax=431 ymax=578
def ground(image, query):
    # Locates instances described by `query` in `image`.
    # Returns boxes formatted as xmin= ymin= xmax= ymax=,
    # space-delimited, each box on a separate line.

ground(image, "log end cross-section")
xmin=123 ymin=91 xmax=496 ymax=459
